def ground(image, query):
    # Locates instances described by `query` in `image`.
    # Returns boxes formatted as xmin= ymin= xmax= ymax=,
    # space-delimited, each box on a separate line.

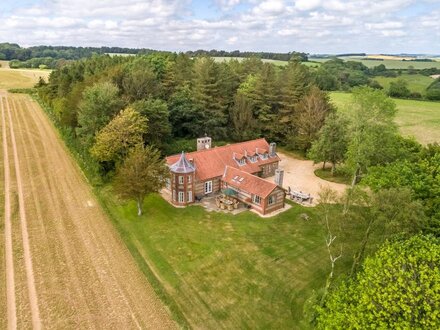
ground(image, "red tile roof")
xmin=222 ymin=166 xmax=278 ymax=198
xmin=166 ymin=138 xmax=280 ymax=181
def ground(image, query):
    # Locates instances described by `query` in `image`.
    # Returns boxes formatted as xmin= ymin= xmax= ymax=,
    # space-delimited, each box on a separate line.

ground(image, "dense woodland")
xmin=34 ymin=52 xmax=440 ymax=328
xmin=4 ymin=42 xmax=440 ymax=100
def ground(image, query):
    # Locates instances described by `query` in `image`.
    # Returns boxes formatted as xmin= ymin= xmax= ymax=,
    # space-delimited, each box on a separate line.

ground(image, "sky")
xmin=1 ymin=0 xmax=440 ymax=54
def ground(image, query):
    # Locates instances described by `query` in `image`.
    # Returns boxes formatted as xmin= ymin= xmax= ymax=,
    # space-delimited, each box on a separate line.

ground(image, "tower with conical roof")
xmin=169 ymin=152 xmax=196 ymax=206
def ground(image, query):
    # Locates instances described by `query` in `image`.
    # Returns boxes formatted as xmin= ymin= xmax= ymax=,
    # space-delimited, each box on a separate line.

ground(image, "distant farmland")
xmin=374 ymin=74 xmax=435 ymax=96
xmin=211 ymin=57 xmax=321 ymax=67
xmin=330 ymin=91 xmax=440 ymax=144
xmin=312 ymin=56 xmax=440 ymax=69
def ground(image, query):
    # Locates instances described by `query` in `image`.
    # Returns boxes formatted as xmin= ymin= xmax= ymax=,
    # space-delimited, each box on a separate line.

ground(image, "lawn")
xmin=100 ymin=191 xmax=368 ymax=329
xmin=374 ymin=74 xmax=434 ymax=96
xmin=330 ymin=92 xmax=440 ymax=144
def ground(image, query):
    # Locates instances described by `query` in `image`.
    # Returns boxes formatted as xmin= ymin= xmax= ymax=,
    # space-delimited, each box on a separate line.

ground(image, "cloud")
xmin=215 ymin=0 xmax=242 ymax=10
xmin=295 ymin=0 xmax=321 ymax=11
xmin=0 ymin=0 xmax=438 ymax=54
xmin=381 ymin=30 xmax=407 ymax=37
xmin=227 ymin=36 xmax=238 ymax=44
xmin=366 ymin=22 xmax=404 ymax=30
xmin=252 ymin=0 xmax=286 ymax=16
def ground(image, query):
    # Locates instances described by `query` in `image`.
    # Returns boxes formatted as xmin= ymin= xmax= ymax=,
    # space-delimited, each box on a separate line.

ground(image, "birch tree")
xmin=317 ymin=187 xmax=343 ymax=304
xmin=113 ymin=145 xmax=169 ymax=216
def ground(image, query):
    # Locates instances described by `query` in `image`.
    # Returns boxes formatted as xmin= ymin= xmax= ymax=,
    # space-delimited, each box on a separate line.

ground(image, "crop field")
xmin=312 ymin=56 xmax=440 ymax=69
xmin=101 ymin=191 xmax=376 ymax=329
xmin=374 ymin=74 xmax=434 ymax=95
xmin=0 ymin=68 xmax=175 ymax=328
xmin=330 ymin=91 xmax=440 ymax=144
xmin=0 ymin=61 xmax=50 ymax=89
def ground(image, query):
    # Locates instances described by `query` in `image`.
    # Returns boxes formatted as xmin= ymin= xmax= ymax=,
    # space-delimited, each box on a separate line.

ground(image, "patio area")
xmin=200 ymin=193 xmax=248 ymax=215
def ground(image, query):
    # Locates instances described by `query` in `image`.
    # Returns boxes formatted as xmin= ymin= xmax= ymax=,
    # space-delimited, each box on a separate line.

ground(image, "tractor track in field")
xmin=1 ymin=94 xmax=17 ymax=330
xmin=1 ymin=91 xmax=176 ymax=329
xmin=6 ymin=94 xmax=42 ymax=329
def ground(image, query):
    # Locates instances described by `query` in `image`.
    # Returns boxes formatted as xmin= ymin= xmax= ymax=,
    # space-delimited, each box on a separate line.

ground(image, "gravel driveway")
xmin=268 ymin=152 xmax=348 ymax=205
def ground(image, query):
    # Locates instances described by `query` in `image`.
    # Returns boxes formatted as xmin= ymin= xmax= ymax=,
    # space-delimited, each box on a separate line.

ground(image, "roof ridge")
xmin=166 ymin=138 xmax=268 ymax=158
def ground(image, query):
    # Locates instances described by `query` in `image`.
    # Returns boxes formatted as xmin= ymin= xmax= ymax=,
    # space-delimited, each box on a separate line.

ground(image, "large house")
xmin=165 ymin=137 xmax=285 ymax=215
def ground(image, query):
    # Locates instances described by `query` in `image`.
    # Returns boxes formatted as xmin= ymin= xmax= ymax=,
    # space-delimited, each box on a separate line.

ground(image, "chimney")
xmin=269 ymin=142 xmax=276 ymax=157
xmin=274 ymin=168 xmax=284 ymax=187
xmin=197 ymin=136 xmax=212 ymax=151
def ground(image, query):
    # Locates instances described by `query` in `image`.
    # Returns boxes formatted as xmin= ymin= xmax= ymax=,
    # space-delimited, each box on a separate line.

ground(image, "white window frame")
xmin=178 ymin=191 xmax=185 ymax=203
xmin=179 ymin=176 xmax=184 ymax=184
xmin=204 ymin=180 xmax=213 ymax=194
xmin=188 ymin=175 xmax=192 ymax=183
xmin=239 ymin=158 xmax=246 ymax=166
xmin=268 ymin=195 xmax=275 ymax=205
xmin=252 ymin=194 xmax=261 ymax=205
xmin=187 ymin=191 xmax=192 ymax=202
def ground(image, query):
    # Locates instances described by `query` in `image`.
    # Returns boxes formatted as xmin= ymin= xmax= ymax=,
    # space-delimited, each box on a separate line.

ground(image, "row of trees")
xmin=186 ymin=49 xmax=308 ymax=61
xmin=0 ymin=42 xmax=154 ymax=61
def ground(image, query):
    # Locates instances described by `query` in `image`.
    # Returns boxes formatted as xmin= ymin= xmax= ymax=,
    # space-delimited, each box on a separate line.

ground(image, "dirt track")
xmin=1 ymin=91 xmax=176 ymax=329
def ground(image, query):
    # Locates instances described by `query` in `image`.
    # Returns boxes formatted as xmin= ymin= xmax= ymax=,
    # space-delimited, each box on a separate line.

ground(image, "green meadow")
xmin=374 ymin=74 xmax=434 ymax=95
xmin=330 ymin=91 xmax=440 ymax=144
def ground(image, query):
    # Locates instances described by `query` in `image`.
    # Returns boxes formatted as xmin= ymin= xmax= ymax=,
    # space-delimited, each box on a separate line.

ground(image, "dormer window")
xmin=234 ymin=152 xmax=246 ymax=166
xmin=260 ymin=153 xmax=268 ymax=160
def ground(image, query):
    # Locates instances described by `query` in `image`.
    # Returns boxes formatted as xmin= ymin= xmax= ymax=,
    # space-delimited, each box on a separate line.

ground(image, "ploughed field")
xmin=0 ymin=91 xmax=175 ymax=329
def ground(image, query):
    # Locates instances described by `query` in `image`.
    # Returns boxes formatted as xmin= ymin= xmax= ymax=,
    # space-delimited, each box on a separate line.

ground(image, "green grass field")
xmin=330 ymin=92 xmax=440 ymax=144
xmin=374 ymin=74 xmax=434 ymax=95
xmin=313 ymin=57 xmax=440 ymax=69
xmin=100 ymin=192 xmax=369 ymax=329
